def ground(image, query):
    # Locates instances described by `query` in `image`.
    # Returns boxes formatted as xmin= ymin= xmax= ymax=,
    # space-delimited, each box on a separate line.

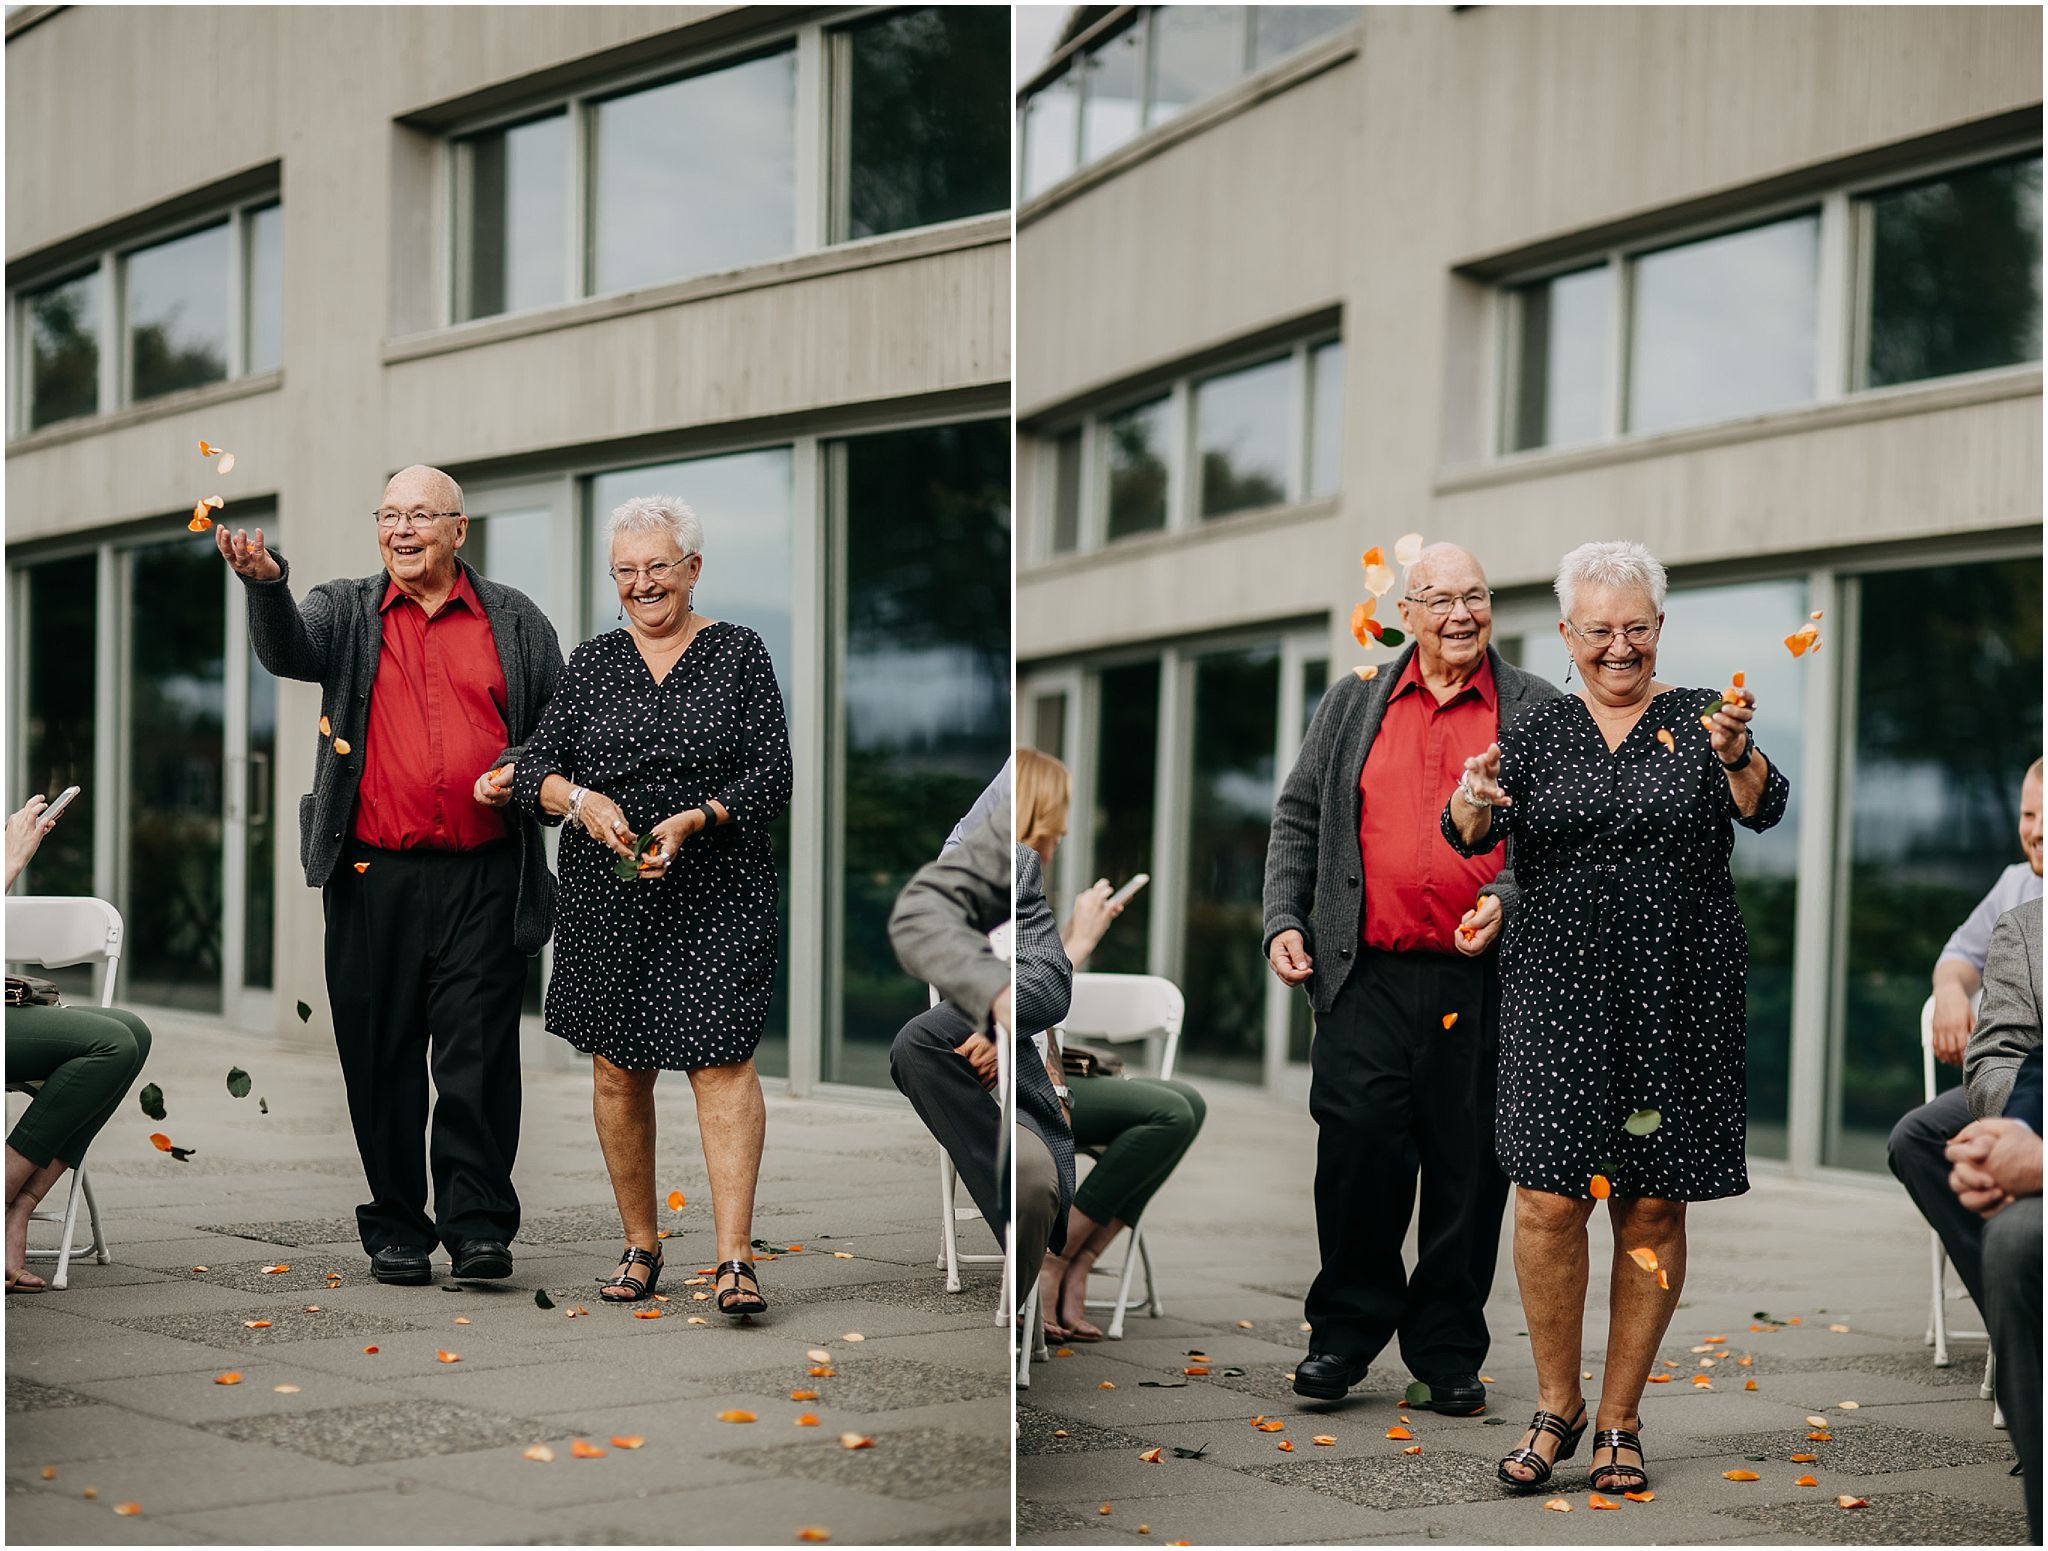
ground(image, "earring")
xmin=616 ymin=604 xmax=625 ymax=621
xmin=687 ymin=587 xmax=695 ymax=610
xmin=1564 ymin=656 xmax=1574 ymax=683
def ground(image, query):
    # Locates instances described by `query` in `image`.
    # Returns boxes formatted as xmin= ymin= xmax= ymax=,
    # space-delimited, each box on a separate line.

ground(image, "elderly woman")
xmin=4 ymin=794 xmax=153 ymax=1292
xmin=1016 ymin=748 xmax=1207 ymax=1344
xmin=512 ymin=496 xmax=791 ymax=1313
xmin=1443 ymin=540 xmax=1788 ymax=1496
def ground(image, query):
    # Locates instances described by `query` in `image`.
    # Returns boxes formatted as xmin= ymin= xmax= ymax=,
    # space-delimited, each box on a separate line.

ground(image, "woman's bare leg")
xmin=1501 ymin=1185 xmax=1596 ymax=1483
xmin=1592 ymin=1196 xmax=1687 ymax=1486
xmin=591 ymin=1056 xmax=660 ymax=1288
xmin=687 ymin=1059 xmax=766 ymax=1266
xmin=6 ymin=1150 xmax=67 ymax=1289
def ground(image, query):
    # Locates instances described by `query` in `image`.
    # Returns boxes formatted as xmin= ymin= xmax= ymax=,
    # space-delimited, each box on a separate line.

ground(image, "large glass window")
xmin=1252 ymin=6 xmax=1353 ymax=69
xmin=1196 ymin=355 xmax=1291 ymax=519
xmin=1103 ymin=396 xmax=1172 ymax=541
xmin=1021 ymin=65 xmax=1079 ymax=200
xmin=1863 ymin=153 xmax=2042 ymax=389
xmin=843 ymin=6 xmax=1007 ymax=240
xmin=828 ymin=421 xmax=1010 ymax=1088
xmin=1830 ymin=557 xmax=2043 ymax=1169
xmin=1079 ymin=17 xmax=1145 ymax=163
xmin=20 ymin=555 xmax=98 ymax=896
xmin=1509 ymin=264 xmax=1610 ymax=452
xmin=1089 ymin=661 xmax=1161 ymax=976
xmin=1628 ymin=214 xmax=1819 ymax=436
xmin=591 ymin=51 xmax=797 ymax=296
xmin=1147 ymin=6 xmax=1242 ymax=129
xmin=242 ymin=640 xmax=277 ymax=993
xmin=457 ymin=113 xmax=570 ymax=322
xmin=124 ymin=222 xmax=231 ymax=403
xmin=24 ymin=273 xmax=98 ymax=432
xmin=1050 ymin=428 xmax=1082 ymax=554
xmin=1306 ymin=340 xmax=1344 ymax=500
xmin=243 ymin=203 xmax=284 ymax=376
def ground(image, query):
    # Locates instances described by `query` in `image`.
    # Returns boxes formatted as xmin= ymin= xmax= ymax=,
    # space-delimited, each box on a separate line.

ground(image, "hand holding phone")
xmin=42 ymin=786 xmax=81 ymax=824
xmin=1106 ymin=872 xmax=1150 ymax=910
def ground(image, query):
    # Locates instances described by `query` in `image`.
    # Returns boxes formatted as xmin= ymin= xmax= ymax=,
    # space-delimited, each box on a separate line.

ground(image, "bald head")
xmin=1395 ymin=542 xmax=1493 ymax=681
xmin=1404 ymin=543 xmax=1487 ymax=598
xmin=376 ymin=465 xmax=469 ymax=601
xmin=384 ymin=465 xmax=464 ymax=513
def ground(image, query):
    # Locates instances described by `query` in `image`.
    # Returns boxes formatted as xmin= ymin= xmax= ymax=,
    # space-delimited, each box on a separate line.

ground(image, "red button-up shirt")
xmin=352 ymin=568 xmax=510 ymax=851
xmin=1358 ymin=651 xmax=1505 ymax=953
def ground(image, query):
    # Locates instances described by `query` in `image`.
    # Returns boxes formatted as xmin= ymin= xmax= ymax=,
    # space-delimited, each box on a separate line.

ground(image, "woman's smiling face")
xmin=611 ymin=530 xmax=701 ymax=634
xmin=1561 ymin=582 xmax=1662 ymax=706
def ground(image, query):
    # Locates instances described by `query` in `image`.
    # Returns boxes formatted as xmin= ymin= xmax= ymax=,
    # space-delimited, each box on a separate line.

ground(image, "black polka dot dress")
xmin=514 ymin=623 xmax=792 ymax=1071
xmin=1440 ymin=687 xmax=1789 ymax=1202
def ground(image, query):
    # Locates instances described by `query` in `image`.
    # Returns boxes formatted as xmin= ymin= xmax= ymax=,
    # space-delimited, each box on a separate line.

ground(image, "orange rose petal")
xmin=797 ymin=1530 xmax=832 ymax=1543
xmin=332 ymin=738 xmax=352 ymax=755
xmin=261 ymin=1264 xmax=289 ymax=1275
xmin=242 ymin=1320 xmax=272 ymax=1329
xmin=1790 ymin=1453 xmax=1818 ymax=1463
xmin=666 ymin=1190 xmax=685 ymax=1211
xmin=1588 ymin=1493 xmax=1620 ymax=1509
xmin=1098 ymin=1505 xmax=1113 ymax=1516
xmin=1785 ymin=632 xmax=1811 ymax=658
xmin=150 ymin=1133 xmax=173 ymax=1152
xmin=1139 ymin=1447 xmax=1164 ymax=1463
xmin=1655 ymin=728 xmax=1675 ymax=753
xmin=1312 ymin=1435 xmax=1337 ymax=1446
xmin=1646 ymin=1373 xmax=1671 ymax=1383
xmin=1361 ymin=546 xmax=1384 ymax=569
xmin=363 ymin=1346 xmax=379 ymax=1354
xmin=1627 ymin=1247 xmax=1659 ymax=1273
xmin=214 ymin=1372 xmax=242 ymax=1385
xmin=1795 ymin=1475 xmax=1818 ymax=1487
xmin=1099 ymin=1381 xmax=1116 ymax=1390
xmin=436 ymin=1351 xmax=461 ymax=1364
xmin=204 ymin=496 xmax=224 ymax=510
xmin=610 ymin=1435 xmax=645 ymax=1449
xmin=810 ymin=1366 xmax=837 ymax=1378
xmin=1810 ymin=611 xmax=1824 ymax=622
xmin=1276 ymin=1440 xmax=1293 ymax=1452
xmin=1657 ymin=1267 xmax=1671 ymax=1290
xmin=790 ymin=1389 xmax=819 ymax=1401
xmin=521 ymin=1444 xmax=556 ymax=1462
xmin=1744 ymin=1378 xmax=1757 ymax=1390
xmin=1588 ymin=1173 xmax=1611 ymax=1199
xmin=453 ymin=1317 xmax=471 ymax=1325
xmin=795 ymin=1414 xmax=820 ymax=1426
xmin=570 ymin=1439 xmax=607 ymax=1458
xmin=1385 ymin=1426 xmax=1412 ymax=1440
xmin=319 ymin=715 xmax=332 ymax=737
xmin=1184 ymin=1367 xmax=1210 ymax=1376
xmin=1837 ymin=1496 xmax=1867 ymax=1510
xmin=188 ymin=514 xmax=214 ymax=533
xmin=1544 ymin=1498 xmax=1571 ymax=1512
xmin=1440 ymin=1013 xmax=1458 ymax=1030
xmin=1722 ymin=1470 xmax=1761 ymax=1481
xmin=717 ymin=1410 xmax=757 ymax=1424
xmin=1402 ymin=1444 xmax=1422 ymax=1455
xmin=839 ymin=1433 xmax=874 ymax=1451
xmin=113 ymin=1503 xmax=142 ymax=1516
xmin=1624 ymin=1490 xmax=1655 ymax=1502
xmin=633 ymin=1308 xmax=663 ymax=1319
xmin=200 ymin=440 xmax=221 ymax=458
xmin=1809 ymin=1432 xmax=1834 ymax=1442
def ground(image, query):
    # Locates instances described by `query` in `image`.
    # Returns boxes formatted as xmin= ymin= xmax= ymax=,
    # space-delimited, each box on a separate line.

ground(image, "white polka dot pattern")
xmin=512 ymin=622 xmax=793 ymax=1071
xmin=1441 ymin=687 xmax=1789 ymax=1202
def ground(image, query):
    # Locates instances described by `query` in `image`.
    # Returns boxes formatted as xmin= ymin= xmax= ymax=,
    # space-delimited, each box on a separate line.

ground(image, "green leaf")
xmin=1482 ymin=1416 xmax=1509 ymax=1425
xmin=1404 ymin=1380 xmax=1433 ymax=1405
xmin=1745 ymin=1455 xmax=1767 ymax=1462
xmin=295 ymin=1000 xmax=311 ymax=1023
xmin=1624 ymin=1108 xmax=1662 ymax=1136
xmin=137 ymin=1084 xmax=166 ymax=1121
xmin=1701 ymin=695 xmax=1726 ymax=718
xmin=259 ymin=1097 xmax=268 ymax=1115
xmin=1170 ymin=1444 xmax=1210 ymax=1459
xmin=749 ymin=1238 xmax=796 ymax=1255
xmin=226 ymin=1067 xmax=252 ymax=1099
xmin=1139 ymin=1381 xmax=1188 ymax=1388
xmin=1379 ymin=627 xmax=1406 ymax=647
xmin=534 ymin=1288 xmax=556 ymax=1310
xmin=168 ymin=1145 xmax=196 ymax=1162
xmin=1217 ymin=1367 xmax=1248 ymax=1378
xmin=612 ymin=829 xmax=660 ymax=881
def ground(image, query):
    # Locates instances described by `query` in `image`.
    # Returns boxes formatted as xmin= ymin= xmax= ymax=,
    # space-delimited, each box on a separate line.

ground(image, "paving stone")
xmin=192 ymin=1218 xmax=359 ymax=1247
xmin=1699 ymin=1421 xmax=2015 ymax=1475
xmin=717 ymin=1424 xmax=1009 ymax=1496
xmin=1765 ymin=1349 xmax=1994 ymax=1390
xmin=1717 ymin=1486 xmax=2030 ymax=1544
xmin=1237 ymin=1445 xmax=1509 ymax=1510
xmin=677 ymin=1356 xmax=1006 ymax=1411
xmin=198 ymin=1398 xmax=543 ymax=1465
xmin=872 ymin=1513 xmax=1009 ymax=1545
xmin=1018 ymin=1404 xmax=1159 ymax=1456
xmin=0 ymin=1491 xmax=212 ymax=1544
xmin=7 ymin=1375 xmax=92 ymax=1412
xmin=4 ymin=1439 xmax=362 ymax=1514
xmin=518 ymin=1475 xmax=969 ymax=1547
xmin=103 ymin=1303 xmax=426 ymax=1350
xmin=152 ymin=1483 xmax=544 ymax=1544
xmin=86 ymin=1155 xmax=357 ymax=1179
xmin=775 ymin=1274 xmax=1006 ymax=1316
xmin=117 ymin=1259 xmax=372 ymax=1297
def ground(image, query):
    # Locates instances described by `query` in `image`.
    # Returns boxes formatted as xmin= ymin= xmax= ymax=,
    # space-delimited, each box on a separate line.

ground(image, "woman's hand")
xmin=472 ymin=763 xmax=514 ymax=808
xmin=1453 ymin=892 xmax=1502 ymax=956
xmin=1460 ymin=743 xmax=1511 ymax=807
xmin=4 ymin=797 xmax=57 ymax=890
xmin=576 ymin=790 xmax=640 ymax=861
xmin=1704 ymin=683 xmax=1755 ymax=765
xmin=1064 ymin=879 xmax=1123 ymax=967
xmin=634 ymin=809 xmax=707 ymax=879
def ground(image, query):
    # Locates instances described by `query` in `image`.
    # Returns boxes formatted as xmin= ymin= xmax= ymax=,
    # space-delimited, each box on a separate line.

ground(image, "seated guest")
xmin=4 ymin=796 xmax=153 ymax=1292
xmin=1888 ymin=760 xmax=2042 ymax=1328
xmin=1947 ymin=897 xmax=2042 ymax=1543
xmin=1015 ymin=749 xmax=1207 ymax=1343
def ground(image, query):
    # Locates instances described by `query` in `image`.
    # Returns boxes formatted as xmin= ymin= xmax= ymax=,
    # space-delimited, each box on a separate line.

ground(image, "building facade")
xmin=6 ymin=3 xmax=1011 ymax=1097
xmin=1016 ymin=5 xmax=2042 ymax=1177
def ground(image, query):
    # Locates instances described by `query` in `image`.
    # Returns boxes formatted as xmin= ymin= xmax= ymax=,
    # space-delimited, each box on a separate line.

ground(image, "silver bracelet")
xmin=566 ymin=785 xmax=588 ymax=828
xmin=1457 ymin=776 xmax=1492 ymax=812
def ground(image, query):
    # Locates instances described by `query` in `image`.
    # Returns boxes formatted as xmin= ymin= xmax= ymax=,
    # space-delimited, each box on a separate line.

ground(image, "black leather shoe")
xmin=370 ymin=1245 xmax=432 ymax=1285
xmin=1292 ymin=1352 xmax=1370 ymax=1400
xmin=1415 ymin=1373 xmax=1488 ymax=1415
xmin=450 ymin=1240 xmax=513 ymax=1280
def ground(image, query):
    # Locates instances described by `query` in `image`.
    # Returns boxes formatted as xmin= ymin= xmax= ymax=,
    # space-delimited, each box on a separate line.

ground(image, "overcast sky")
xmin=1015 ymin=5 xmax=1070 ymax=89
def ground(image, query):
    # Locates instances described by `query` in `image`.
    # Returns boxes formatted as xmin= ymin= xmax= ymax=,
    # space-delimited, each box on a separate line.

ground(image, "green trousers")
xmin=1070 ymin=1073 xmax=1206 ymax=1227
xmin=6 ymin=1004 xmax=153 ymax=1170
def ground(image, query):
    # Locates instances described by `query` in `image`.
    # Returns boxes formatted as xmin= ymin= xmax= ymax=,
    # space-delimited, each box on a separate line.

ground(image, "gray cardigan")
xmin=1262 ymin=644 xmax=1563 ymax=1014
xmin=1965 ymin=898 xmax=2043 ymax=1119
xmin=240 ymin=553 xmax=565 ymax=955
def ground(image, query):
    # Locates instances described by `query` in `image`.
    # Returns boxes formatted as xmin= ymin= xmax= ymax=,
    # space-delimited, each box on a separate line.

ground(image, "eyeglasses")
xmin=1403 ymin=589 xmax=1494 ymax=617
xmin=372 ymin=509 xmax=462 ymax=529
xmin=608 ymin=558 xmax=689 ymax=584
xmin=1567 ymin=620 xmax=1661 ymax=649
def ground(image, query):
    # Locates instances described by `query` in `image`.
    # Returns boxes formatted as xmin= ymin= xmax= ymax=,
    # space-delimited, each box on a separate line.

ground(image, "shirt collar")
xmin=381 ymin=563 xmax=480 ymax=617
xmin=1391 ymin=646 xmax=1498 ymax=710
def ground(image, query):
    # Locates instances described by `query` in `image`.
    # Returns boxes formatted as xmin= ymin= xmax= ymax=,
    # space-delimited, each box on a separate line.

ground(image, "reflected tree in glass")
xmin=23 ymin=555 xmax=97 ymax=898
xmin=1104 ymin=397 xmax=1170 ymax=540
xmin=27 ymin=273 xmax=99 ymax=430
xmin=1197 ymin=355 xmax=1291 ymax=519
xmin=1510 ymin=264 xmax=1610 ymax=451
xmin=1865 ymin=154 xmax=2042 ymax=388
xmin=460 ymin=114 xmax=569 ymax=320
xmin=844 ymin=6 xmax=1007 ymax=240
xmin=126 ymin=223 xmax=230 ymax=401
xmin=1089 ymin=660 xmax=1161 ymax=976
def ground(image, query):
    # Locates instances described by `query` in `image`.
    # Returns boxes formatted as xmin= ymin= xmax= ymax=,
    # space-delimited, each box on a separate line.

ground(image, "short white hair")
xmin=1554 ymin=540 xmax=1667 ymax=620
xmin=606 ymin=495 xmax=702 ymax=557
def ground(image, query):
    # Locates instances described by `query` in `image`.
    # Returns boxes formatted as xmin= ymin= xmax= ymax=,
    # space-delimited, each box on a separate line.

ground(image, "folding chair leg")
xmin=49 ymin=1171 xmax=88 ymax=1291
xmin=1137 ymin=1229 xmax=1161 ymax=1318
xmin=1107 ymin=1226 xmax=1142 ymax=1340
xmin=1931 ymin=1235 xmax=1952 ymax=1367
xmin=1017 ymin=1276 xmax=1038 ymax=1388
xmin=939 ymin=1155 xmax=963 ymax=1294
xmin=81 ymin=1170 xmax=108 ymax=1264
xmin=1982 ymin=1349 xmax=1997 ymax=1402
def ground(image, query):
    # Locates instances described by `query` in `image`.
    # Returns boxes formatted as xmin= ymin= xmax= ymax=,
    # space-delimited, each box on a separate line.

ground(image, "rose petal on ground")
xmin=1544 ymin=1498 xmax=1571 ymax=1512
xmin=1837 ymin=1496 xmax=1868 ymax=1509
xmin=214 ymin=1373 xmax=241 ymax=1385
xmin=609 ymin=1435 xmax=645 ymax=1449
xmin=1184 ymin=1367 xmax=1210 ymax=1376
xmin=150 ymin=1134 xmax=172 ymax=1152
xmin=1827 ymin=1323 xmax=1851 ymax=1334
xmin=1790 ymin=1453 xmax=1818 ymax=1463
xmin=113 ymin=1503 xmax=142 ymax=1516
xmin=837 ymin=1432 xmax=876 ymax=1451
xmin=810 ymin=1366 xmax=837 ymax=1377
xmin=807 ymin=1347 xmax=833 ymax=1362
xmin=666 ymin=1190 xmax=685 ymax=1211
xmin=1385 ymin=1426 xmax=1412 ymax=1440
xmin=436 ymin=1351 xmax=461 ymax=1363
xmin=242 ymin=1320 xmax=272 ymax=1329
xmin=1646 ymin=1374 xmax=1672 ymax=1383
xmin=522 ymin=1444 xmax=556 ymax=1462
xmin=797 ymin=1530 xmax=831 ymax=1543
xmin=273 ymin=1384 xmax=300 ymax=1394
xmin=1139 ymin=1447 xmax=1163 ymax=1463
xmin=841 ymin=1332 xmax=863 ymax=1342
xmin=686 ymin=1316 xmax=708 ymax=1324
xmin=570 ymin=1439 xmax=607 ymax=1458
xmin=1589 ymin=1493 xmax=1620 ymax=1509
xmin=1693 ymin=1376 xmax=1713 ymax=1388
xmin=40 ymin=1467 xmax=56 ymax=1480
xmin=82 ymin=1488 xmax=97 ymax=1500
xmin=1744 ymin=1378 xmax=1757 ymax=1390
xmin=1258 ymin=1420 xmax=1286 ymax=1433
xmin=1805 ymin=1415 xmax=1829 ymax=1428
xmin=1837 ymin=1400 xmax=1860 ymax=1409
xmin=1402 ymin=1444 xmax=1423 ymax=1455
xmin=1098 ymin=1505 xmax=1113 ymax=1516
xmin=1099 ymin=1381 xmax=1117 ymax=1390
xmin=1312 ymin=1435 xmax=1337 ymax=1446
xmin=362 ymin=1346 xmax=379 ymax=1354
xmin=633 ymin=1308 xmax=663 ymax=1320
xmin=717 ymin=1410 xmax=757 ymax=1424
xmin=1624 ymin=1490 xmax=1655 ymax=1502
xmin=1809 ymin=1432 xmax=1834 ymax=1442
xmin=1795 ymin=1474 xmax=1818 ymax=1486
xmin=1704 ymin=1335 xmax=1726 ymax=1343
xmin=832 ymin=1250 xmax=854 ymax=1258
xmin=1723 ymin=1470 xmax=1761 ymax=1481
xmin=1235 ymin=1319 xmax=1255 ymax=1329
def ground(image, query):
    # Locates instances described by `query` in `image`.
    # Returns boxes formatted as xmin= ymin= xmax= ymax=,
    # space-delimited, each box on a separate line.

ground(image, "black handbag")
xmin=4 ymin=975 xmax=61 ymax=1007
xmin=1061 ymin=1041 xmax=1125 ymax=1079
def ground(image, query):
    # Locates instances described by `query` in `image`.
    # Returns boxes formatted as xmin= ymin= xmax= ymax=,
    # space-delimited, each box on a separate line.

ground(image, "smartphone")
xmin=41 ymin=786 xmax=80 ymax=823
xmin=1106 ymin=872 xmax=1150 ymax=910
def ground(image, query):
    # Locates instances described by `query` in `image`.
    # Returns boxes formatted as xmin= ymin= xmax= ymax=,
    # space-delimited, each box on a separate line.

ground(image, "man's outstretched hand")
xmin=215 ymin=524 xmax=281 ymax=582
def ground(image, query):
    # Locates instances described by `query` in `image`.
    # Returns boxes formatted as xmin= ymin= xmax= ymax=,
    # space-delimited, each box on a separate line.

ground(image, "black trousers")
xmin=1887 ymin=1086 xmax=1985 ymax=1314
xmin=1305 ymin=947 xmax=1508 ymax=1378
xmin=323 ymin=841 xmax=525 ymax=1254
xmin=889 ymin=1002 xmax=1006 ymax=1248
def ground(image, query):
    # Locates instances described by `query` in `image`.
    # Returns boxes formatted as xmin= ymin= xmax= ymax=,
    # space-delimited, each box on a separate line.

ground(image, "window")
xmin=1861 ymin=152 xmax=2043 ymax=389
xmin=20 ymin=554 xmax=98 ymax=896
xmin=447 ymin=9 xmax=1008 ymax=323
xmin=1036 ymin=327 xmax=1341 ymax=557
xmin=12 ymin=192 xmax=283 ymax=435
xmin=1500 ymin=148 xmax=2041 ymax=453
xmin=1019 ymin=6 xmax=1357 ymax=198
xmin=1089 ymin=659 xmax=1162 ymax=976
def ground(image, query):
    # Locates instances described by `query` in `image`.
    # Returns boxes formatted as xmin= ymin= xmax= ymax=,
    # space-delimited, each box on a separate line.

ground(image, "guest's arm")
xmin=1966 ymin=904 xmax=2043 ymax=1120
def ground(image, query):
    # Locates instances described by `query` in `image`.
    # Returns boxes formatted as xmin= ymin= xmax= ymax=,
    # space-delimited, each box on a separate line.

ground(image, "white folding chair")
xmin=1918 ymin=994 xmax=1999 ymax=1420
xmin=1056 ymin=972 xmax=1186 ymax=1339
xmin=933 ymin=923 xmax=1014 ymax=1296
xmin=5 ymin=896 xmax=125 ymax=1289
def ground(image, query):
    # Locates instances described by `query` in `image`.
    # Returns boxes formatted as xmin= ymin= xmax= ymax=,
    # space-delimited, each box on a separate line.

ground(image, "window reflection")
xmin=1510 ymin=264 xmax=1610 ymax=451
xmin=1831 ymin=558 xmax=2042 ymax=1169
xmin=1090 ymin=659 xmax=1161 ymax=975
xmin=1252 ymin=5 xmax=1355 ymax=68
xmin=1022 ymin=65 xmax=1079 ymax=198
xmin=125 ymin=223 xmax=231 ymax=402
xmin=1051 ymin=427 xmax=1082 ymax=554
xmin=1627 ymin=214 xmax=1819 ymax=435
xmin=244 ymin=203 xmax=284 ymax=375
xmin=1307 ymin=340 xmax=1344 ymax=500
xmin=26 ymin=272 xmax=98 ymax=430
xmin=590 ymin=50 xmax=796 ymax=295
xmin=1148 ymin=6 xmax=1244 ymax=129
xmin=844 ymin=6 xmax=1007 ymax=240
xmin=23 ymin=554 xmax=97 ymax=897
xmin=1864 ymin=153 xmax=2043 ymax=389
xmin=830 ymin=421 xmax=1010 ymax=1087
xmin=1104 ymin=396 xmax=1171 ymax=540
xmin=1197 ymin=355 xmax=1291 ymax=519
xmin=244 ymin=640 xmax=277 ymax=992
xmin=1081 ymin=17 xmax=1145 ymax=162
xmin=459 ymin=114 xmax=569 ymax=321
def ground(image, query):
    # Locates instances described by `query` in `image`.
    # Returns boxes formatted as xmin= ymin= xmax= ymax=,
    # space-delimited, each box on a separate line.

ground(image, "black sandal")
xmin=715 ymin=1258 xmax=767 ymax=1319
xmin=1588 ymin=1420 xmax=1647 ymax=1494
xmin=1496 ymin=1402 xmax=1587 ymax=1492
xmin=596 ymin=1244 xmax=663 ymax=1303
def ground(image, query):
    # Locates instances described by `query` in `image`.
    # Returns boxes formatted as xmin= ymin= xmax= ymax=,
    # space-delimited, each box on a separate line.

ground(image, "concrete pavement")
xmin=1019 ymin=1079 xmax=2029 ymax=1547
xmin=6 ymin=1012 xmax=1007 ymax=1546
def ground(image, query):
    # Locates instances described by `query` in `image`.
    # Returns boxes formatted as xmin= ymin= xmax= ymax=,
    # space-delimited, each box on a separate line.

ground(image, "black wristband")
xmin=1720 ymin=730 xmax=1755 ymax=771
xmin=695 ymin=801 xmax=720 ymax=831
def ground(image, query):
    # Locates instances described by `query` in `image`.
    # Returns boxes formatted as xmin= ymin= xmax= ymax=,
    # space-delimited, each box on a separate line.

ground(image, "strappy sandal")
xmin=1496 ymin=1401 xmax=1587 ymax=1492
xmin=715 ymin=1258 xmax=767 ymax=1319
xmin=596 ymin=1244 xmax=663 ymax=1303
xmin=6 ymin=1268 xmax=46 ymax=1295
xmin=1588 ymin=1420 xmax=1648 ymax=1494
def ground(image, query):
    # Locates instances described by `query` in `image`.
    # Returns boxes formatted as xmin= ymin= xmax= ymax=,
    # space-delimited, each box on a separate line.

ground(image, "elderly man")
xmin=216 ymin=467 xmax=563 ymax=1285
xmin=1888 ymin=759 xmax=2042 ymax=1325
xmin=1948 ymin=898 xmax=2043 ymax=1542
xmin=1264 ymin=543 xmax=1561 ymax=1407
